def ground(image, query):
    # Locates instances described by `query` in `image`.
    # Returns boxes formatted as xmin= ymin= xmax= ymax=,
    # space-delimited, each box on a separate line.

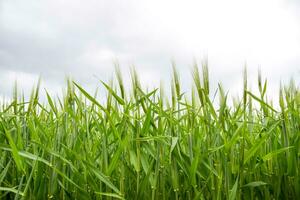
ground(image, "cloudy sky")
xmin=0 ymin=0 xmax=300 ymax=101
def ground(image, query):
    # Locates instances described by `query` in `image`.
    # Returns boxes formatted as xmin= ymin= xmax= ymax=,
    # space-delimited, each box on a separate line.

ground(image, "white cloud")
xmin=0 ymin=69 xmax=39 ymax=97
xmin=0 ymin=0 xmax=299 ymax=100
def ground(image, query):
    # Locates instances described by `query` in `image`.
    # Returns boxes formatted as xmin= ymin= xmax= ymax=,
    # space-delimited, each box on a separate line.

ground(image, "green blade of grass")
xmin=243 ymin=181 xmax=267 ymax=187
xmin=0 ymin=187 xmax=25 ymax=196
xmin=1 ymin=123 xmax=25 ymax=173
xmin=101 ymin=81 xmax=125 ymax=105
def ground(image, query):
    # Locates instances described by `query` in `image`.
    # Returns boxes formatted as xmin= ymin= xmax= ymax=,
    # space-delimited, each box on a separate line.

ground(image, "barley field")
xmin=0 ymin=65 xmax=299 ymax=199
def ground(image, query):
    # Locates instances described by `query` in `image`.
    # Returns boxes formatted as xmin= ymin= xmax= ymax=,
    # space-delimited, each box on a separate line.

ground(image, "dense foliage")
xmin=0 ymin=65 xmax=299 ymax=199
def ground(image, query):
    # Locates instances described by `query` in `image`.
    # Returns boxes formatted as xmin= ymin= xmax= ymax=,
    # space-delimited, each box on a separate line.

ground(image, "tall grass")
xmin=0 ymin=64 xmax=299 ymax=199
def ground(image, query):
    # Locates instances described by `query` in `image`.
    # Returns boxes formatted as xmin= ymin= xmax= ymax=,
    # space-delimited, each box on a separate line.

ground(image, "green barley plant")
xmin=0 ymin=63 xmax=299 ymax=200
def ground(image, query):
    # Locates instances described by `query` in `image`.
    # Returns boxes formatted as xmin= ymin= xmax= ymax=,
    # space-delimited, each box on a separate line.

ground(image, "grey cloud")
xmin=0 ymin=0 xmax=172 ymax=78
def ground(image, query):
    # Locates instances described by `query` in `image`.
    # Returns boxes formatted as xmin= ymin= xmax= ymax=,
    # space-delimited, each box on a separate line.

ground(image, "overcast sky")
xmin=0 ymin=0 xmax=299 ymax=101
